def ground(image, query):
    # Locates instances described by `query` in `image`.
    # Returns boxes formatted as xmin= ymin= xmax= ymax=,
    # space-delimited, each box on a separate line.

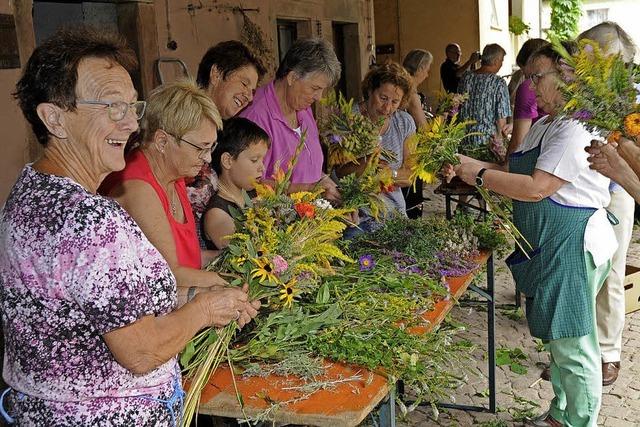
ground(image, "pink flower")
xmin=272 ymin=255 xmax=289 ymax=275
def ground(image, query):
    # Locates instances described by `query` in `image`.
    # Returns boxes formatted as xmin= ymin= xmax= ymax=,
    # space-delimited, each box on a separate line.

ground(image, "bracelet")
xmin=187 ymin=286 xmax=197 ymax=302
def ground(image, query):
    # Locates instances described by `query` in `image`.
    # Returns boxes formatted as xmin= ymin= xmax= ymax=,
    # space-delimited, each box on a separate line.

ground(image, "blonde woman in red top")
xmin=103 ymin=80 xmax=257 ymax=310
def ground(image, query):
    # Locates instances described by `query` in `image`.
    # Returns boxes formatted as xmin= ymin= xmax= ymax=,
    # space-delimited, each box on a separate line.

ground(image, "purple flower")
xmin=272 ymin=255 xmax=288 ymax=275
xmin=330 ymin=134 xmax=343 ymax=144
xmin=359 ymin=254 xmax=376 ymax=271
xmin=583 ymin=44 xmax=594 ymax=54
xmin=573 ymin=110 xmax=593 ymax=121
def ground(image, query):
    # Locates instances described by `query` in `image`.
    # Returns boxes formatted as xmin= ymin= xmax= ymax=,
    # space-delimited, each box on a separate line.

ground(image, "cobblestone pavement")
xmin=397 ymin=186 xmax=640 ymax=426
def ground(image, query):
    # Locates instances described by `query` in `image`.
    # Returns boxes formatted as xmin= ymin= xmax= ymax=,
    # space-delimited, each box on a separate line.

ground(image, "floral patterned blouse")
xmin=186 ymin=163 xmax=218 ymax=248
xmin=0 ymin=166 xmax=181 ymax=426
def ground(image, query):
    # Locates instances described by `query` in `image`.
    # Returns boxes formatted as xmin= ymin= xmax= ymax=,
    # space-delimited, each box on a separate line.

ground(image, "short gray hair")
xmin=402 ymin=49 xmax=433 ymax=76
xmin=275 ymin=38 xmax=341 ymax=86
xmin=481 ymin=43 xmax=506 ymax=66
xmin=578 ymin=21 xmax=636 ymax=63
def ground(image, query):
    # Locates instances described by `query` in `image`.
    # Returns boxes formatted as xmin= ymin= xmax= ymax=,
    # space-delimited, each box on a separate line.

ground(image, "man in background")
xmin=440 ymin=43 xmax=480 ymax=93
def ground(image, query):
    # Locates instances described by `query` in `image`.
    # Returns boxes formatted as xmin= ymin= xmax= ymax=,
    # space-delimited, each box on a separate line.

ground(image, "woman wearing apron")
xmin=453 ymin=44 xmax=617 ymax=426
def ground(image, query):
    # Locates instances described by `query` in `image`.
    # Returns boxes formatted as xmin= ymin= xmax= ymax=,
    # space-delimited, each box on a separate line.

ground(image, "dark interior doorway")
xmin=33 ymin=1 xmax=118 ymax=46
xmin=332 ymin=22 xmax=361 ymax=100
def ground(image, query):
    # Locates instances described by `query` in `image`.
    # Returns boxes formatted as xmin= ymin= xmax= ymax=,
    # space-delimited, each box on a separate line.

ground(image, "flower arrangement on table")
xmin=307 ymin=213 xmax=509 ymax=415
xmin=319 ymin=91 xmax=396 ymax=217
xmin=179 ymin=137 xmax=510 ymax=424
xmin=552 ymin=38 xmax=640 ymax=142
xmin=180 ymin=136 xmax=354 ymax=426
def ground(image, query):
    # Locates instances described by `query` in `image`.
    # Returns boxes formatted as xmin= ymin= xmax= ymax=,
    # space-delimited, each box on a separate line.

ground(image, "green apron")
xmin=506 ymin=144 xmax=596 ymax=341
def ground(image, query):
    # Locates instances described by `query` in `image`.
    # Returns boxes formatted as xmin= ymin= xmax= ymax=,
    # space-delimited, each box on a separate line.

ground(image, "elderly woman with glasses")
xmin=453 ymin=42 xmax=616 ymax=426
xmin=1 ymin=28 xmax=257 ymax=425
xmin=240 ymin=38 xmax=342 ymax=203
xmin=101 ymin=80 xmax=255 ymax=306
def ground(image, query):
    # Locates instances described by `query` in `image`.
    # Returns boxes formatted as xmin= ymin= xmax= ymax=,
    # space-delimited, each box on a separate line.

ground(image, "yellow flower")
xmin=232 ymin=256 xmax=247 ymax=268
xmin=279 ymin=278 xmax=298 ymax=308
xmin=624 ymin=113 xmax=640 ymax=137
xmin=290 ymin=191 xmax=314 ymax=203
xmin=418 ymin=170 xmax=436 ymax=184
xmin=251 ymin=257 xmax=279 ymax=284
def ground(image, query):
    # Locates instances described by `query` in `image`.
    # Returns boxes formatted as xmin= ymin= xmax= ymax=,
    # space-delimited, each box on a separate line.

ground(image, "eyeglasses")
xmin=531 ymin=71 xmax=558 ymax=85
xmin=76 ymin=100 xmax=146 ymax=121
xmin=168 ymin=132 xmax=217 ymax=160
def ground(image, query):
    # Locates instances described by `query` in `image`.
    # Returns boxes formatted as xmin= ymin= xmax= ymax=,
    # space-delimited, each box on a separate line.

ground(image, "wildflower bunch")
xmin=409 ymin=114 xmax=478 ymax=185
xmin=337 ymin=150 xmax=394 ymax=219
xmin=553 ymin=38 xmax=640 ymax=141
xmin=320 ymin=91 xmax=394 ymax=168
xmin=180 ymin=135 xmax=353 ymax=426
xmin=433 ymin=91 xmax=469 ymax=118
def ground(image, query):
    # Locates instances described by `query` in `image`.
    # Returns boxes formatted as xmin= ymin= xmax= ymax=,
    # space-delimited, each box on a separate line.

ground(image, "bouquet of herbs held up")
xmin=319 ymin=91 xmax=395 ymax=217
xmin=410 ymin=114 xmax=532 ymax=256
xmin=179 ymin=135 xmax=354 ymax=426
xmin=553 ymin=38 xmax=640 ymax=142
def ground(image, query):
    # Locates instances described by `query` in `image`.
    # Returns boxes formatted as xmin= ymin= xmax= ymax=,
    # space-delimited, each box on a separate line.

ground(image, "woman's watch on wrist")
xmin=475 ymin=168 xmax=487 ymax=187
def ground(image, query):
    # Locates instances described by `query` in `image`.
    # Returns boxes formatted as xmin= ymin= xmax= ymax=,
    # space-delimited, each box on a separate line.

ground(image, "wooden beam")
xmin=117 ymin=1 xmax=159 ymax=98
xmin=11 ymin=0 xmax=41 ymax=162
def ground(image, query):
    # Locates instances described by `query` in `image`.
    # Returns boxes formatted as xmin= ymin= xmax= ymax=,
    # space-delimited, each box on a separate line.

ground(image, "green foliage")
xmin=479 ymin=420 xmax=509 ymax=427
xmin=505 ymin=392 xmax=541 ymax=422
xmin=496 ymin=346 xmax=528 ymax=375
xmin=548 ymin=0 xmax=583 ymax=40
xmin=509 ymin=16 xmax=531 ymax=36
xmin=552 ymin=38 xmax=640 ymax=136
xmin=499 ymin=307 xmax=524 ymax=321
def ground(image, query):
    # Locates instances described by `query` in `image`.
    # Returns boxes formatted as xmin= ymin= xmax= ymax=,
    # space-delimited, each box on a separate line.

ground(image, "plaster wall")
xmin=0 ymin=0 xmax=31 ymax=205
xmin=153 ymin=0 xmax=374 ymax=85
xmin=373 ymin=0 xmax=480 ymax=100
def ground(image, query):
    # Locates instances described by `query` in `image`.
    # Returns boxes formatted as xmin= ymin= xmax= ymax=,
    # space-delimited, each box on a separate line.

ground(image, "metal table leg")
xmin=486 ymin=253 xmax=496 ymax=413
xmin=377 ymin=386 xmax=396 ymax=427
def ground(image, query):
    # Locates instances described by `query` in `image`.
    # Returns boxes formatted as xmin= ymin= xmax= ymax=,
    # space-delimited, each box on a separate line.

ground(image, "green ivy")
xmin=509 ymin=16 xmax=531 ymax=36
xmin=549 ymin=0 xmax=583 ymax=40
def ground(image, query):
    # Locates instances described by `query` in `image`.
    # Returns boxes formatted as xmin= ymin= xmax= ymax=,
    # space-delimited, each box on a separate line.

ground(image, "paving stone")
xmin=603 ymin=416 xmax=637 ymax=427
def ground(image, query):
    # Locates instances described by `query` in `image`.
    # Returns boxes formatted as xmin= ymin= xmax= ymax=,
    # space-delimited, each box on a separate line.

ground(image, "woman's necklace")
xmin=168 ymin=186 xmax=178 ymax=217
xmin=217 ymin=180 xmax=244 ymax=208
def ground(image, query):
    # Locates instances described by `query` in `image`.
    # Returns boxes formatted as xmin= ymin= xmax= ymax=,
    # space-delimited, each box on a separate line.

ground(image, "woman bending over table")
xmin=102 ymin=80 xmax=254 ymax=305
xmin=240 ymin=38 xmax=342 ymax=204
xmin=453 ymin=43 xmax=616 ymax=427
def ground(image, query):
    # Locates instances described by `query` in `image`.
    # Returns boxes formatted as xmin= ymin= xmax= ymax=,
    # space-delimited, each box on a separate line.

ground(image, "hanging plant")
xmin=236 ymin=8 xmax=275 ymax=73
xmin=509 ymin=16 xmax=531 ymax=36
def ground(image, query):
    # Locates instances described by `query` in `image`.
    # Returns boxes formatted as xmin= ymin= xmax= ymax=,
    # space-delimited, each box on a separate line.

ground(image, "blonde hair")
xmin=143 ymin=79 xmax=222 ymax=141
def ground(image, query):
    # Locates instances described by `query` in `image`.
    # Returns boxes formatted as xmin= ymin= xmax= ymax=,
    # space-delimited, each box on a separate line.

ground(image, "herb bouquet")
xmin=319 ymin=91 xmax=395 ymax=217
xmin=433 ymin=91 xmax=469 ymax=118
xmin=180 ymin=140 xmax=354 ymax=426
xmin=553 ymin=38 xmax=640 ymax=142
xmin=409 ymin=113 xmax=476 ymax=185
xmin=410 ymin=115 xmax=531 ymax=255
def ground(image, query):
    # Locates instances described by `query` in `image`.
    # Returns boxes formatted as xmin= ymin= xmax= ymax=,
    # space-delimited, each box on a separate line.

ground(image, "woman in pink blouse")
xmin=241 ymin=38 xmax=342 ymax=203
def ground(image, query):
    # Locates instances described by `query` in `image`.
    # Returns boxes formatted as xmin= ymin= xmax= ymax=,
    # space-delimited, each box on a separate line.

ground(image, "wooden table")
xmin=197 ymin=252 xmax=493 ymax=426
